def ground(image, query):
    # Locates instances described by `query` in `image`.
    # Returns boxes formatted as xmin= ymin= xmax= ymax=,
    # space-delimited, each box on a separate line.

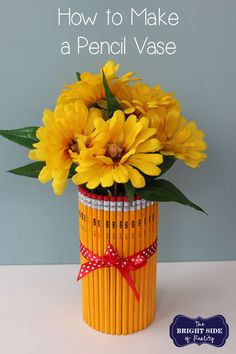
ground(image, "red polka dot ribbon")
xmin=77 ymin=239 xmax=157 ymax=302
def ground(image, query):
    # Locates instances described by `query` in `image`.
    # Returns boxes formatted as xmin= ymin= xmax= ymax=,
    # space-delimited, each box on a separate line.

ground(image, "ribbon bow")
xmin=77 ymin=239 xmax=157 ymax=301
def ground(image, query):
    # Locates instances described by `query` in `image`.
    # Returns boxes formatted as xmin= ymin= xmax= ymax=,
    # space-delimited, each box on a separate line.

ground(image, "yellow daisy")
xmin=57 ymin=60 xmax=139 ymax=107
xmin=116 ymin=82 xmax=180 ymax=117
xmin=29 ymin=101 xmax=102 ymax=195
xmin=72 ymin=110 xmax=163 ymax=189
xmin=148 ymin=109 xmax=207 ymax=168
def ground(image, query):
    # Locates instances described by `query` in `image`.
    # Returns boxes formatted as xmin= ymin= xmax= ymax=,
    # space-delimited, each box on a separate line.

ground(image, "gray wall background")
xmin=0 ymin=0 xmax=235 ymax=264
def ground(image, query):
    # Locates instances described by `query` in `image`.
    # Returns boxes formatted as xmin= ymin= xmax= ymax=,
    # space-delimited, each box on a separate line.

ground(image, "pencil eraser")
xmin=124 ymin=196 xmax=129 ymax=202
xmin=110 ymin=196 xmax=116 ymax=202
xmin=80 ymin=186 xmax=85 ymax=195
xmin=117 ymin=196 xmax=123 ymax=202
xmin=104 ymin=196 xmax=109 ymax=201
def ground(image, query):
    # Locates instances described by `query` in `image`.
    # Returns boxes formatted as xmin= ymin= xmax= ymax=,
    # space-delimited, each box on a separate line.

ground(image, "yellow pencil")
xmin=133 ymin=197 xmax=141 ymax=332
xmin=149 ymin=201 xmax=156 ymax=324
xmin=147 ymin=201 xmax=154 ymax=324
xmin=92 ymin=194 xmax=99 ymax=330
xmin=110 ymin=196 xmax=116 ymax=334
xmin=116 ymin=196 xmax=123 ymax=335
xmin=87 ymin=191 xmax=95 ymax=329
xmin=128 ymin=199 xmax=135 ymax=334
xmin=143 ymin=201 xmax=151 ymax=328
xmin=122 ymin=196 xmax=129 ymax=335
xmin=103 ymin=196 xmax=110 ymax=333
xmin=80 ymin=188 xmax=88 ymax=322
xmin=78 ymin=188 xmax=86 ymax=321
xmin=97 ymin=195 xmax=105 ymax=332
xmin=152 ymin=202 xmax=158 ymax=321
xmin=83 ymin=188 xmax=91 ymax=325
xmin=138 ymin=199 xmax=146 ymax=330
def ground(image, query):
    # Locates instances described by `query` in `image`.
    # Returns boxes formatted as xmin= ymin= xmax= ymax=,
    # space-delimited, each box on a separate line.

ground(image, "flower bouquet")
xmin=0 ymin=61 xmax=207 ymax=335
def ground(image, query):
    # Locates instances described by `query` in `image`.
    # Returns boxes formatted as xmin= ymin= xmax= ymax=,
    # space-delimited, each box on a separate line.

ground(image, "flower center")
xmin=106 ymin=143 xmax=123 ymax=161
xmin=70 ymin=138 xmax=79 ymax=154
xmin=70 ymin=136 xmax=92 ymax=155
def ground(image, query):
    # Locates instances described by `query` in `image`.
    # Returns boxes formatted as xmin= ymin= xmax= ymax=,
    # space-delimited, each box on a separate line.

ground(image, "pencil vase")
xmin=78 ymin=186 xmax=158 ymax=335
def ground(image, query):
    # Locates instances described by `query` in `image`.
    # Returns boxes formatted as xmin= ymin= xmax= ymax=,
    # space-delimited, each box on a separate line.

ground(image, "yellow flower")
xmin=72 ymin=110 xmax=163 ymax=189
xmin=148 ymin=110 xmax=207 ymax=168
xmin=57 ymin=60 xmax=138 ymax=107
xmin=116 ymin=82 xmax=180 ymax=117
xmin=29 ymin=101 xmax=102 ymax=195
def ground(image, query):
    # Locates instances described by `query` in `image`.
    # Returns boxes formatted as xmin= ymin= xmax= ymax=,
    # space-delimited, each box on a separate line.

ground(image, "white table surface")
xmin=0 ymin=261 xmax=235 ymax=354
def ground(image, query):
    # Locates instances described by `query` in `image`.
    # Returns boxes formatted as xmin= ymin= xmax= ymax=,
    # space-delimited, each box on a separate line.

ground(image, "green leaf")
xmin=158 ymin=156 xmax=176 ymax=176
xmin=124 ymin=181 xmax=135 ymax=202
xmin=0 ymin=127 xmax=39 ymax=149
xmin=94 ymin=185 xmax=109 ymax=196
xmin=8 ymin=162 xmax=45 ymax=178
xmin=137 ymin=179 xmax=207 ymax=214
xmin=68 ymin=163 xmax=77 ymax=178
xmin=102 ymin=69 xmax=122 ymax=117
xmin=8 ymin=161 xmax=77 ymax=180
xmin=76 ymin=72 xmax=81 ymax=81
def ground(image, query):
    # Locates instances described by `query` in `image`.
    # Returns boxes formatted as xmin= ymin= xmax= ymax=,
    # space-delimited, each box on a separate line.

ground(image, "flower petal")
xmin=95 ymin=156 xmax=114 ymax=165
xmin=112 ymin=164 xmax=129 ymax=183
xmin=100 ymin=167 xmax=114 ymax=187
xmin=128 ymin=156 xmax=161 ymax=176
xmin=123 ymin=120 xmax=143 ymax=150
xmin=84 ymin=107 xmax=102 ymax=135
xmin=109 ymin=110 xmax=125 ymax=144
xmin=125 ymin=164 xmax=145 ymax=188
xmin=28 ymin=149 xmax=38 ymax=161
xmin=52 ymin=169 xmax=69 ymax=195
xmin=120 ymin=148 xmax=136 ymax=164
xmin=131 ymin=128 xmax=156 ymax=149
xmin=135 ymin=139 xmax=160 ymax=153
xmin=134 ymin=153 xmax=163 ymax=165
xmin=38 ymin=166 xmax=52 ymax=183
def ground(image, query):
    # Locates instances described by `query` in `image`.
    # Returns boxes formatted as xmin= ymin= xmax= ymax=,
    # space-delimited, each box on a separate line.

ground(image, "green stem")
xmin=113 ymin=182 xmax=118 ymax=197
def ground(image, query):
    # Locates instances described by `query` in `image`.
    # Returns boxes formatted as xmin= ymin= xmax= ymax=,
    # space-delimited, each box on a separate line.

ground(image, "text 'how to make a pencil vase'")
xmin=78 ymin=186 xmax=158 ymax=335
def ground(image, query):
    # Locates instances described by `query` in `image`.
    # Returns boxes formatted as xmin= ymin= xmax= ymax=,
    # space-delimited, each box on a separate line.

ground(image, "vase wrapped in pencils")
xmin=78 ymin=187 xmax=158 ymax=334
xmin=0 ymin=60 xmax=207 ymax=335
